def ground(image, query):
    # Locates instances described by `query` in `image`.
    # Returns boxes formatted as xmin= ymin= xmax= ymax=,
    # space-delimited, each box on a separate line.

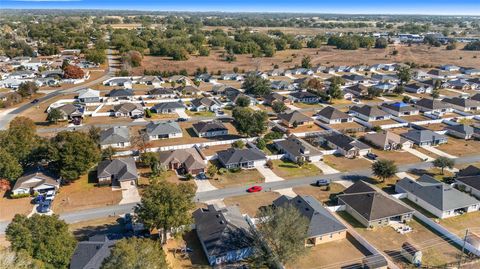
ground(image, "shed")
xmin=400 ymin=242 xmax=422 ymax=266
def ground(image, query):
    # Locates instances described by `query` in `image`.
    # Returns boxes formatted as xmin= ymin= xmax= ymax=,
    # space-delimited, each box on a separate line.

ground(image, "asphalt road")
xmin=1 ymin=153 xmax=479 ymax=234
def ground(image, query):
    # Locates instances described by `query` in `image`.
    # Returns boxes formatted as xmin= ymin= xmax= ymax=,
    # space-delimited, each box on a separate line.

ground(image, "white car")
xmin=45 ymin=190 xmax=56 ymax=201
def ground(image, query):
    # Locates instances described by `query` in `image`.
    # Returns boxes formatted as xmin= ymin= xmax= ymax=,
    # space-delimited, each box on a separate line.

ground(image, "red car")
xmin=247 ymin=186 xmax=263 ymax=193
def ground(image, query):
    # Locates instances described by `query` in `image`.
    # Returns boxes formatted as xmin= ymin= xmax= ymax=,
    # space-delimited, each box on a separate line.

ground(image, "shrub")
xmin=266 ymin=160 xmax=274 ymax=169
xmin=10 ymin=193 xmax=30 ymax=199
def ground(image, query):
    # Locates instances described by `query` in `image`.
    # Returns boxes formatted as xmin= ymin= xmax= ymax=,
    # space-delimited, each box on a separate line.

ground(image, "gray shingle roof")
xmin=400 ymin=129 xmax=447 ymax=144
xmin=350 ymin=105 xmax=389 ymax=118
xmin=273 ymin=195 xmax=346 ymax=237
xmin=415 ymin=98 xmax=451 ymax=110
xmin=145 ymin=121 xmax=181 ymax=136
xmin=456 ymin=176 xmax=480 ymax=192
xmin=317 ymin=106 xmax=350 ymax=121
xmin=70 ymin=235 xmax=116 ymax=269
xmin=192 ymin=121 xmax=227 ymax=133
xmin=442 ymin=97 xmax=480 ymax=108
xmin=445 ymin=124 xmax=474 ymax=135
xmin=113 ymin=103 xmax=143 ymax=114
xmin=277 ymin=111 xmax=312 ymax=125
xmin=217 ymin=148 xmax=267 ymax=166
xmin=108 ymin=88 xmax=134 ymax=97
xmin=322 ymin=133 xmax=371 ymax=151
xmin=191 ymin=97 xmax=220 ymax=108
xmin=275 ymin=136 xmax=322 ymax=159
xmin=397 ymin=175 xmax=479 ymax=211
xmin=97 ymin=157 xmax=138 ymax=182
xmin=151 ymin=101 xmax=185 ymax=111
xmin=99 ymin=126 xmax=130 ymax=145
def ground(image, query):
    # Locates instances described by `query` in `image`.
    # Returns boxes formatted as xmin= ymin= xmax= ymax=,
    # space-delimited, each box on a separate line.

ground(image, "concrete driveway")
xmin=119 ymin=184 xmax=141 ymax=205
xmin=421 ymin=145 xmax=457 ymax=159
xmin=256 ymin=166 xmax=297 ymax=197
xmin=403 ymin=147 xmax=435 ymax=162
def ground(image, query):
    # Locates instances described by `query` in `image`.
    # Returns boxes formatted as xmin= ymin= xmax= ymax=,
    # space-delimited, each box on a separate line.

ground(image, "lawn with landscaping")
xmin=209 ymin=166 xmax=265 ymax=189
xmin=271 ymin=160 xmax=322 ymax=179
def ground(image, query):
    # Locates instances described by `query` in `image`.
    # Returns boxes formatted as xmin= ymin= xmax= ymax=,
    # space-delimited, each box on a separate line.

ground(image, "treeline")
xmin=464 ymin=41 xmax=480 ymax=51
xmin=327 ymin=35 xmax=375 ymax=50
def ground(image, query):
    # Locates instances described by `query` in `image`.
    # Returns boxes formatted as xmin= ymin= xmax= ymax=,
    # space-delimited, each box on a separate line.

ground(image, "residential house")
xmin=104 ymin=78 xmax=133 ymax=88
xmin=444 ymin=79 xmax=477 ymax=91
xmin=11 ymin=169 xmax=59 ymax=195
xmin=145 ymin=121 xmax=182 ymax=140
xmin=113 ymin=103 xmax=144 ymax=118
xmin=396 ymin=175 xmax=480 ymax=219
xmin=108 ymin=88 xmax=134 ymax=100
xmin=176 ymin=85 xmax=201 ymax=96
xmin=159 ymin=147 xmax=206 ymax=175
xmin=274 ymin=136 xmax=323 ymax=163
xmin=404 ymin=83 xmax=433 ymax=94
xmin=289 ymin=91 xmax=319 ymax=104
xmin=96 ymin=157 xmax=138 ymax=187
xmin=441 ymin=97 xmax=480 ymax=112
xmin=380 ymin=102 xmax=419 ymax=117
xmin=138 ymin=76 xmax=162 ymax=87
xmin=273 ymin=195 xmax=347 ymax=246
xmin=441 ymin=65 xmax=460 ymax=72
xmin=263 ymin=92 xmax=291 ymax=106
xmin=220 ymin=73 xmax=244 ymax=81
xmin=190 ymin=97 xmax=222 ymax=112
xmin=364 ymin=131 xmax=413 ymax=150
xmin=427 ymin=69 xmax=459 ymax=80
xmin=77 ymin=88 xmax=100 ymax=103
xmin=350 ymin=105 xmax=391 ymax=122
xmin=318 ymin=133 xmax=371 ymax=158
xmin=70 ymin=235 xmax=117 ymax=269
xmin=342 ymin=74 xmax=367 ymax=85
xmin=150 ymin=101 xmax=185 ymax=114
xmin=192 ymin=121 xmax=228 ymax=138
xmin=268 ymin=68 xmax=284 ymax=76
xmin=195 ymin=73 xmax=213 ymax=82
xmin=457 ymin=165 xmax=480 ymax=177
xmin=337 ymin=181 xmax=414 ymax=228
xmin=193 ymin=205 xmax=253 ymax=266
xmin=277 ymin=111 xmax=313 ymax=128
xmin=55 ymin=104 xmax=84 ymax=121
xmin=271 ymin=80 xmax=295 ymax=91
xmin=371 ymin=74 xmax=399 ymax=83
xmin=148 ymin=88 xmax=177 ymax=99
xmin=472 ymin=94 xmax=480 ymax=102
xmin=401 ymin=129 xmax=448 ymax=146
xmin=217 ymin=147 xmax=267 ymax=169
xmin=226 ymin=91 xmax=257 ymax=106
xmin=316 ymin=106 xmax=353 ymax=124
xmin=40 ymin=69 xmax=63 ymax=78
xmin=445 ymin=124 xmax=479 ymax=140
xmin=344 ymin=84 xmax=369 ymax=97
xmin=372 ymin=82 xmax=396 ymax=93
xmin=168 ymin=75 xmax=193 ymax=86
xmin=463 ymin=68 xmax=480 ymax=76
xmin=413 ymin=98 xmax=453 ymax=114
xmin=456 ymin=175 xmax=480 ymax=200
xmin=8 ymin=70 xmax=35 ymax=79
xmin=99 ymin=126 xmax=130 ymax=149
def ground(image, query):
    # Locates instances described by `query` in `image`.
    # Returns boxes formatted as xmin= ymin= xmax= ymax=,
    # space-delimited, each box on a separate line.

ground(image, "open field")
xmin=271 ymin=160 xmax=322 ymax=179
xmin=209 ymin=166 xmax=265 ymax=189
xmin=436 ymin=137 xmax=480 ymax=157
xmin=323 ymin=155 xmax=372 ymax=172
xmin=52 ymin=171 xmax=122 ymax=214
xmin=0 ymin=191 xmax=33 ymax=221
xmin=224 ymin=191 xmax=280 ymax=216
xmin=132 ymin=44 xmax=480 ymax=75
xmin=338 ymin=212 xmax=462 ymax=267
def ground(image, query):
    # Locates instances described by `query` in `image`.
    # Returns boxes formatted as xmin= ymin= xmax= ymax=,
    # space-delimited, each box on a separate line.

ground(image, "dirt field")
xmin=224 ymin=191 xmax=280 ymax=217
xmin=0 ymin=192 xmax=34 ymax=221
xmin=132 ymin=44 xmax=480 ymax=75
xmin=52 ymin=172 xmax=122 ymax=214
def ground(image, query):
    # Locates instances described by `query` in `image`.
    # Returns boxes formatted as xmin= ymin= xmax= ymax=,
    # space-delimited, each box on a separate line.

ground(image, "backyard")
xmin=271 ymin=160 xmax=322 ymax=179
xmin=163 ymin=230 xmax=210 ymax=269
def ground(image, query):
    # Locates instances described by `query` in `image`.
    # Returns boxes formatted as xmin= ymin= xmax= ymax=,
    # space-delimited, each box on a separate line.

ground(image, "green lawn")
xmin=209 ymin=167 xmax=265 ymax=189
xmin=186 ymin=110 xmax=215 ymax=117
xmin=271 ymin=160 xmax=322 ymax=179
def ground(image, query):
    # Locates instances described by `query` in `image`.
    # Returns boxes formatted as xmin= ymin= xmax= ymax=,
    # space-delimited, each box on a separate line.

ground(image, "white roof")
xmin=78 ymin=88 xmax=100 ymax=99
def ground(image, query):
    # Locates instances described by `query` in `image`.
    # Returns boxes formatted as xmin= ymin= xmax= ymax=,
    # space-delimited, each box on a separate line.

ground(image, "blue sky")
xmin=1 ymin=0 xmax=479 ymax=15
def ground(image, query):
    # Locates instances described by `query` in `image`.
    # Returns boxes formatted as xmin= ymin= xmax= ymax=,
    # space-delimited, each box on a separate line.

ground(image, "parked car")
xmin=247 ymin=186 xmax=263 ymax=193
xmin=366 ymin=152 xmax=378 ymax=160
xmin=197 ymin=172 xmax=207 ymax=180
xmin=32 ymin=195 xmax=45 ymax=204
xmin=45 ymin=190 xmax=56 ymax=201
xmin=37 ymin=200 xmax=52 ymax=213
xmin=315 ymin=179 xmax=331 ymax=187
xmin=176 ymin=117 xmax=188 ymax=122
xmin=31 ymin=99 xmax=39 ymax=104
xmin=132 ymin=114 xmax=142 ymax=119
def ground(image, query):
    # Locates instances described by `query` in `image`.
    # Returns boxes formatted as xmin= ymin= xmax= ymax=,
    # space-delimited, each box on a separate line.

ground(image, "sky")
xmin=1 ymin=0 xmax=480 ymax=15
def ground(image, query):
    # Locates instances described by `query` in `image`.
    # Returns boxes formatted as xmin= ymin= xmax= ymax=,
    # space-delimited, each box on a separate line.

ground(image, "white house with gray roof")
xmin=400 ymin=129 xmax=447 ymax=146
xmin=316 ymin=106 xmax=353 ymax=124
xmin=99 ymin=126 xmax=130 ymax=149
xmin=150 ymin=101 xmax=185 ymax=114
xmin=216 ymin=147 xmax=267 ymax=169
xmin=77 ymin=88 xmax=100 ymax=103
xmin=445 ymin=124 xmax=479 ymax=140
xmin=273 ymin=195 xmax=347 ymax=246
xmin=441 ymin=97 xmax=480 ymax=112
xmin=274 ymin=136 xmax=323 ymax=163
xmin=97 ymin=157 xmax=138 ymax=187
xmin=396 ymin=175 xmax=480 ymax=219
xmin=145 ymin=121 xmax=182 ymax=140
xmin=350 ymin=105 xmax=391 ymax=122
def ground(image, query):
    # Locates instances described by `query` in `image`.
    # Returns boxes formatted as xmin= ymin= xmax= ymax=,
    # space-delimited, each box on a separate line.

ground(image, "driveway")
xmin=286 ymin=104 xmax=300 ymax=111
xmin=176 ymin=110 xmax=190 ymax=119
xmin=421 ymin=145 xmax=458 ymax=159
xmin=119 ymin=184 xmax=141 ymax=205
xmin=312 ymin=161 xmax=340 ymax=174
xmin=256 ymin=166 xmax=297 ymax=197
xmin=194 ymin=178 xmax=218 ymax=192
xmin=403 ymin=147 xmax=435 ymax=161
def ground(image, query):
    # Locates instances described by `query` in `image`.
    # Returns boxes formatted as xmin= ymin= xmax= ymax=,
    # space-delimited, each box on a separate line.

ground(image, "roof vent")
xmin=305 ymin=208 xmax=310 ymax=211
xmin=216 ymin=214 xmax=220 ymax=218
xmin=219 ymin=220 xmax=225 ymax=225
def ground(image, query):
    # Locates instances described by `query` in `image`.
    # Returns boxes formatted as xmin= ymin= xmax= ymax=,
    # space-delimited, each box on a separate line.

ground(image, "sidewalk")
xmin=421 ymin=145 xmax=457 ymax=159
xmin=403 ymin=147 xmax=435 ymax=162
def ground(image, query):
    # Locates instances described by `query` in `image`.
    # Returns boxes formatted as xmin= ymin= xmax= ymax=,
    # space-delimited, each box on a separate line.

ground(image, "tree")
xmin=375 ymin=37 xmax=388 ymax=49
xmin=431 ymin=88 xmax=440 ymax=98
xmin=232 ymin=107 xmax=268 ymax=137
xmin=88 ymin=126 xmax=101 ymax=143
xmin=372 ymin=159 xmax=398 ymax=183
xmin=393 ymin=85 xmax=405 ymax=95
xmin=0 ymin=148 xmax=23 ymax=182
xmin=301 ymin=55 xmax=311 ymax=69
xmin=47 ymin=108 xmax=63 ymax=124
xmin=207 ymin=165 xmax=218 ymax=178
xmin=327 ymin=83 xmax=343 ymax=100
xmin=140 ymin=152 xmax=159 ymax=174
xmin=235 ymin=95 xmax=250 ymax=107
xmin=232 ymin=140 xmax=245 ymax=149
xmin=85 ymin=49 xmax=107 ymax=64
xmin=0 ymin=248 xmax=40 ymax=269
xmin=101 ymin=238 xmax=168 ymax=269
xmin=135 ymin=181 xmax=195 ymax=244
xmin=367 ymin=87 xmax=382 ymax=99
xmin=101 ymin=147 xmax=116 ymax=161
xmin=48 ymin=131 xmax=100 ymax=180
xmin=251 ymin=204 xmax=309 ymax=267
xmin=256 ymin=138 xmax=266 ymax=150
xmin=6 ymin=214 xmax=76 ymax=269
xmin=0 ymin=117 xmax=38 ymax=166
xmin=433 ymin=157 xmax=455 ymax=174
xmin=242 ymin=74 xmax=271 ymax=97
xmin=17 ymin=82 xmax=38 ymax=97
xmin=402 ymin=95 xmax=411 ymax=103
xmin=397 ymin=66 xmax=412 ymax=85
xmin=122 ymin=50 xmax=143 ymax=67
xmin=63 ymin=65 xmax=85 ymax=79
xmin=272 ymin=101 xmax=287 ymax=113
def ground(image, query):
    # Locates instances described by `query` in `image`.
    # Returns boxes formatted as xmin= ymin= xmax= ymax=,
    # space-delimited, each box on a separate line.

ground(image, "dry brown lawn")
xmin=133 ymin=44 xmax=480 ymax=75
xmin=400 ymin=114 xmax=432 ymax=122
xmin=18 ymin=93 xmax=77 ymax=126
xmin=293 ymin=183 xmax=345 ymax=205
xmin=288 ymin=123 xmax=324 ymax=134
xmin=163 ymin=230 xmax=210 ymax=268
xmin=439 ymin=211 xmax=480 ymax=237
xmin=200 ymin=144 xmax=232 ymax=156
xmin=52 ymin=172 xmax=122 ymax=214
xmin=323 ymin=155 xmax=372 ymax=172
xmin=224 ymin=191 xmax=280 ymax=216
xmin=209 ymin=167 xmax=265 ymax=189
xmin=271 ymin=160 xmax=322 ymax=179
xmin=414 ymin=146 xmax=441 ymax=158
xmin=0 ymin=191 xmax=34 ymax=221
xmin=371 ymin=119 xmax=401 ymax=127
xmin=436 ymin=137 xmax=480 ymax=157
xmin=371 ymin=149 xmax=422 ymax=165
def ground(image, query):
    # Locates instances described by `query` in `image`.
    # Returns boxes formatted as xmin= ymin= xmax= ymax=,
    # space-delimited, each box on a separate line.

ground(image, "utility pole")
xmin=458 ymin=229 xmax=469 ymax=269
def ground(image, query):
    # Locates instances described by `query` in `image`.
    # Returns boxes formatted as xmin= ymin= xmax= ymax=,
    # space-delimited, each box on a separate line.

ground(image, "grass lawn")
xmin=338 ymin=212 xmax=461 ymax=267
xmin=292 ymin=102 xmax=323 ymax=109
xmin=414 ymin=146 xmax=440 ymax=159
xmin=292 ymin=183 xmax=345 ymax=205
xmin=292 ymin=234 xmax=369 ymax=269
xmin=185 ymin=110 xmax=215 ymax=117
xmin=371 ymin=149 xmax=422 ymax=165
xmin=323 ymin=155 xmax=372 ymax=172
xmin=271 ymin=160 xmax=322 ymax=179
xmin=436 ymin=138 xmax=480 ymax=157
xmin=164 ymin=230 xmax=210 ymax=269
xmin=0 ymin=191 xmax=34 ymax=221
xmin=224 ymin=192 xmax=280 ymax=216
xmin=439 ymin=211 xmax=480 ymax=237
xmin=209 ymin=166 xmax=265 ymax=189
xmin=52 ymin=171 xmax=122 ymax=214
